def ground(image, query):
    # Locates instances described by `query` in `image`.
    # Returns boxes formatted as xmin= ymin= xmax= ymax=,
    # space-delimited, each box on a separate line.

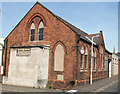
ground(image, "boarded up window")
xmin=54 ymin=44 xmax=64 ymax=71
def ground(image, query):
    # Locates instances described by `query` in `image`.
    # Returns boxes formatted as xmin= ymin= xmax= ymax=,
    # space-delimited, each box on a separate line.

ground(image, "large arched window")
xmin=38 ymin=21 xmax=44 ymax=41
xmin=54 ymin=44 xmax=64 ymax=71
xmin=30 ymin=23 xmax=35 ymax=41
xmin=85 ymin=48 xmax=88 ymax=69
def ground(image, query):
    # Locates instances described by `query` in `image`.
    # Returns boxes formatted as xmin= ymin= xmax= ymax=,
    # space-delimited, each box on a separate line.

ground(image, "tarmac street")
xmin=0 ymin=75 xmax=119 ymax=93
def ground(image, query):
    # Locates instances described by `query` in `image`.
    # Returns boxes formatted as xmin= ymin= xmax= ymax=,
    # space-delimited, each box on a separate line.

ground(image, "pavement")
xmin=0 ymin=75 xmax=119 ymax=93
xmin=72 ymin=75 xmax=118 ymax=93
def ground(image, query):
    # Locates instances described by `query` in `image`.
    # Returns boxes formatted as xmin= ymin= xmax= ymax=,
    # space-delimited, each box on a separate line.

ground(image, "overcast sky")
xmin=1 ymin=2 xmax=118 ymax=52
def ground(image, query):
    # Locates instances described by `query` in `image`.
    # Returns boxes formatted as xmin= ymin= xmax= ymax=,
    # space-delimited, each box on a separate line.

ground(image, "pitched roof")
xmin=5 ymin=2 xmax=90 ymax=42
xmin=56 ymin=16 xmax=92 ymax=43
xmin=86 ymin=33 xmax=101 ymax=46
xmin=105 ymin=48 xmax=112 ymax=55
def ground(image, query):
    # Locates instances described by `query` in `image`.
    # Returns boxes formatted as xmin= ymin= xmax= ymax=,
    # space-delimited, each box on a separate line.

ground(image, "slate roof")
xmin=56 ymin=16 xmax=91 ymax=43
xmin=35 ymin=2 xmax=93 ymax=43
xmin=86 ymin=33 xmax=101 ymax=46
xmin=5 ymin=2 xmax=92 ymax=44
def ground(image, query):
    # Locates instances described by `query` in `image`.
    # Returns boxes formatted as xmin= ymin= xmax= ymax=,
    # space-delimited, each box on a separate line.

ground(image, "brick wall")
xmin=3 ymin=2 xmax=109 ymax=89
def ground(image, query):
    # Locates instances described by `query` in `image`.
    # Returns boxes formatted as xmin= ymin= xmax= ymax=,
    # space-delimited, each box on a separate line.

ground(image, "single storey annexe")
xmin=3 ymin=2 xmax=112 ymax=89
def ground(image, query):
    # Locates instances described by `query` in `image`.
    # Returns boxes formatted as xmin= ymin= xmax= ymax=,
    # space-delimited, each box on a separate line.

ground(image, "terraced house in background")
xmin=2 ymin=2 xmax=112 ymax=89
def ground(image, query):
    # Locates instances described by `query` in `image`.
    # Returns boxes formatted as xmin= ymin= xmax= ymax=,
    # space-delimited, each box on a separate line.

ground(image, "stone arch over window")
xmin=26 ymin=13 xmax=46 ymax=41
xmin=38 ymin=21 xmax=44 ymax=41
xmin=27 ymin=13 xmax=46 ymax=26
xmin=30 ymin=22 xmax=35 ymax=41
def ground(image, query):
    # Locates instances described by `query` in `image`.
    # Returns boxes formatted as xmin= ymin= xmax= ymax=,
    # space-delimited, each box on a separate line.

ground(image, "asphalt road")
xmin=93 ymin=80 xmax=118 ymax=92
xmin=0 ymin=75 xmax=119 ymax=93
xmin=101 ymin=80 xmax=118 ymax=92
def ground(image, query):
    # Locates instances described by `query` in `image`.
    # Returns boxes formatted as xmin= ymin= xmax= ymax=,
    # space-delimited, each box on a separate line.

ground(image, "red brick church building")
xmin=3 ymin=2 xmax=112 ymax=89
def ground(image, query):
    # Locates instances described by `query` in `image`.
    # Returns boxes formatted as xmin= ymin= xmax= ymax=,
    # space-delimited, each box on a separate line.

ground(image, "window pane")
xmin=31 ymin=29 xmax=35 ymax=35
xmin=39 ymin=28 xmax=44 ymax=35
xmin=30 ymin=29 xmax=35 ymax=41
xmin=99 ymin=55 xmax=100 ymax=69
xmin=85 ymin=55 xmax=87 ymax=69
xmin=81 ymin=54 xmax=83 ymax=69
xmin=94 ymin=57 xmax=96 ymax=69
xmin=101 ymin=54 xmax=103 ymax=69
xmin=39 ymin=28 xmax=44 ymax=40
xmin=30 ymin=36 xmax=34 ymax=41
xmin=39 ymin=35 xmax=43 ymax=40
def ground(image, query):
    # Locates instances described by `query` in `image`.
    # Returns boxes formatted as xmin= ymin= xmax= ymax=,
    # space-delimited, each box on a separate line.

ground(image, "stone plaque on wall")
xmin=16 ymin=48 xmax=31 ymax=56
xmin=57 ymin=74 xmax=63 ymax=80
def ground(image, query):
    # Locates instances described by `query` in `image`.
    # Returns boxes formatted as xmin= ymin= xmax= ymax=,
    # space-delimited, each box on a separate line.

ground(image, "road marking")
xmin=66 ymin=90 xmax=78 ymax=93
xmin=93 ymin=80 xmax=118 ymax=92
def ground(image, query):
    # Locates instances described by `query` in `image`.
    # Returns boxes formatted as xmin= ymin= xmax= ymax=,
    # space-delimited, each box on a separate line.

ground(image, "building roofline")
xmin=5 ymin=2 xmax=88 ymax=41
xmin=105 ymin=48 xmax=112 ymax=55
xmin=85 ymin=33 xmax=100 ymax=37
xmin=10 ymin=45 xmax=50 ymax=48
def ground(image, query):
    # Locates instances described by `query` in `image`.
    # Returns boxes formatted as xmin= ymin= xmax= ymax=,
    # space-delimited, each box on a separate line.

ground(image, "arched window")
xmin=94 ymin=51 xmax=96 ymax=70
xmin=85 ymin=48 xmax=88 ymax=69
xmin=99 ymin=47 xmax=103 ymax=69
xmin=30 ymin=23 xmax=35 ymax=41
xmin=104 ymin=53 xmax=108 ymax=71
xmin=80 ymin=46 xmax=84 ymax=69
xmin=38 ymin=21 xmax=44 ymax=41
xmin=101 ymin=47 xmax=103 ymax=69
xmin=54 ymin=44 xmax=64 ymax=71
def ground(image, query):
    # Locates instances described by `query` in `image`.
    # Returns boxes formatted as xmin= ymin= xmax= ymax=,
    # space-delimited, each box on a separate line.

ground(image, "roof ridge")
xmin=37 ymin=2 xmax=88 ymax=35
xmin=56 ymin=16 xmax=88 ymax=35
xmin=85 ymin=33 xmax=100 ymax=36
xmin=5 ymin=2 xmax=88 ymax=40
